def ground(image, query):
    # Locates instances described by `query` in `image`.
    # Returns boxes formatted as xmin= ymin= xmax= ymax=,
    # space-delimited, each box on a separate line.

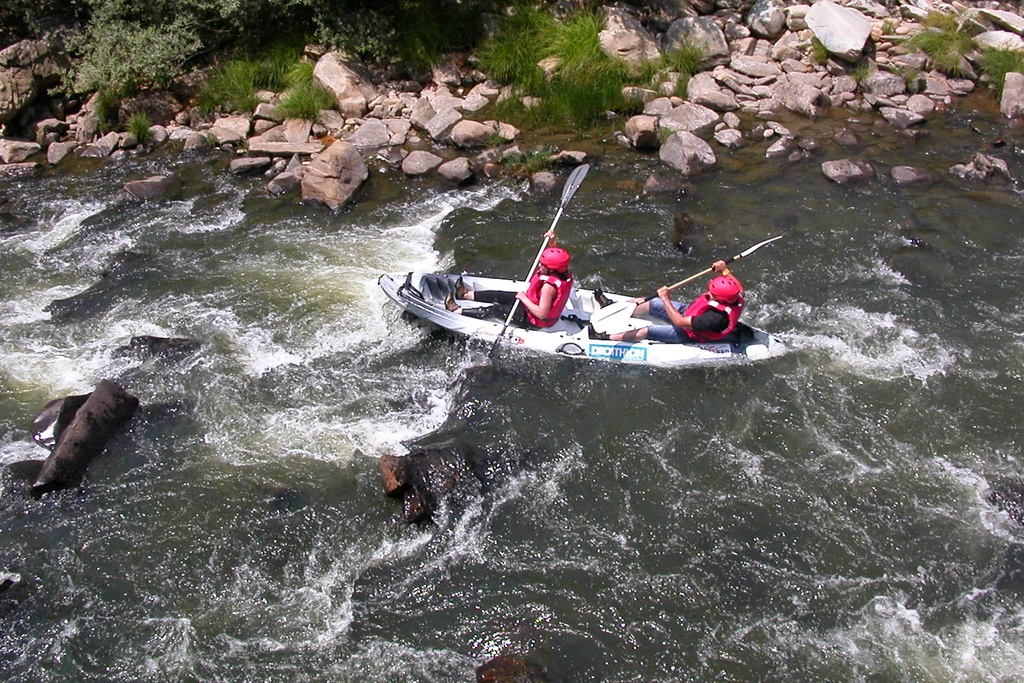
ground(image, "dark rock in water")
xmin=32 ymin=379 xmax=140 ymax=496
xmin=988 ymin=478 xmax=1024 ymax=526
xmin=672 ymin=211 xmax=705 ymax=254
xmin=477 ymin=654 xmax=549 ymax=682
xmin=117 ymin=335 xmax=201 ymax=359
xmin=263 ymin=486 xmax=309 ymax=512
xmin=31 ymin=393 xmax=90 ymax=449
xmin=379 ymin=441 xmax=481 ymax=523
xmin=123 ymin=175 xmax=182 ymax=201
xmin=0 ymin=572 xmax=34 ymax=618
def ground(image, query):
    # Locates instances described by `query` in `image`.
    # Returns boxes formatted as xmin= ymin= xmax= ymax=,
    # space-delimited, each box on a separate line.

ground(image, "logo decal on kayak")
xmin=588 ymin=342 xmax=647 ymax=362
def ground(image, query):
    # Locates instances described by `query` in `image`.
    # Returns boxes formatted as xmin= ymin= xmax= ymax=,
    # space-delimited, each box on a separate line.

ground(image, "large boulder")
xmin=0 ymin=39 xmax=68 ymax=127
xmin=123 ymin=175 xmax=183 ymax=200
xmin=805 ymin=0 xmax=872 ymax=62
xmin=312 ymin=52 xmax=376 ymax=119
xmin=659 ymin=131 xmax=717 ymax=176
xmin=663 ymin=17 xmax=730 ymax=68
xmin=599 ymin=7 xmax=662 ymax=73
xmin=1001 ymin=72 xmax=1024 ymax=118
xmin=300 ymin=140 xmax=368 ymax=210
xmin=747 ymin=0 xmax=788 ymax=39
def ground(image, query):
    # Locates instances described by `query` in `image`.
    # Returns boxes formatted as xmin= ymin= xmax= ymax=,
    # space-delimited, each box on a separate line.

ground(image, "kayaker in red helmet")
xmin=446 ymin=245 xmax=574 ymax=329
xmin=591 ymin=260 xmax=744 ymax=343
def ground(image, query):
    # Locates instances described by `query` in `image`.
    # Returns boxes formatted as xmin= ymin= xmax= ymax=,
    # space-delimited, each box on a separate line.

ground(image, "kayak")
xmin=378 ymin=272 xmax=783 ymax=367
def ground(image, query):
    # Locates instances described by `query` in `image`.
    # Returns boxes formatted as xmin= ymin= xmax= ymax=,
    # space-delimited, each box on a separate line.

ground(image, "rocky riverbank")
xmin=2 ymin=0 xmax=1024 ymax=204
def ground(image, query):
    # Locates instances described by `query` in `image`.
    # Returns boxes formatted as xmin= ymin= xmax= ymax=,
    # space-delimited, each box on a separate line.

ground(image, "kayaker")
xmin=589 ymin=260 xmax=743 ymax=343
xmin=446 ymin=246 xmax=574 ymax=328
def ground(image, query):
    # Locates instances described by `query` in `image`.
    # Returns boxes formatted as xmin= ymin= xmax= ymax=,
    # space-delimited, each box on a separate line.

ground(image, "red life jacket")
xmin=682 ymin=292 xmax=744 ymax=341
xmin=524 ymin=271 xmax=573 ymax=328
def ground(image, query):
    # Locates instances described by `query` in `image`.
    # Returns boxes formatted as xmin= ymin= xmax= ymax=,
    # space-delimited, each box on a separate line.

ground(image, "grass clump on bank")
xmin=278 ymin=63 xmax=336 ymax=120
xmin=196 ymin=44 xmax=302 ymax=114
xmin=979 ymin=49 xmax=1024 ymax=98
xmin=126 ymin=112 xmax=153 ymax=144
xmin=907 ymin=11 xmax=976 ymax=77
xmin=480 ymin=6 xmax=704 ymax=132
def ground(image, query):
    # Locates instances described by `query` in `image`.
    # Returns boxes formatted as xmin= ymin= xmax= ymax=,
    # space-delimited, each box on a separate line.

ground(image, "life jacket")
xmin=524 ymin=271 xmax=573 ymax=328
xmin=682 ymin=291 xmax=744 ymax=342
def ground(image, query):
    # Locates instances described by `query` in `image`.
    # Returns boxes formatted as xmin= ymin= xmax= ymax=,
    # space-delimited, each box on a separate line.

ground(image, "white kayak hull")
xmin=378 ymin=272 xmax=782 ymax=367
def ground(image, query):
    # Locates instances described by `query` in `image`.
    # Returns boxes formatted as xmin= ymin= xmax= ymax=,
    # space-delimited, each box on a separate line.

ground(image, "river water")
xmin=2 ymin=95 xmax=1024 ymax=682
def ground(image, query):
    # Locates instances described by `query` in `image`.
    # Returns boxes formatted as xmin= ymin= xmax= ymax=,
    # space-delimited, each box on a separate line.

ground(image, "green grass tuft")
xmin=196 ymin=43 xmax=302 ymax=114
xmin=907 ymin=11 xmax=976 ymax=77
xmin=277 ymin=62 xmax=336 ymax=119
xmin=126 ymin=111 xmax=152 ymax=144
xmin=980 ymin=48 xmax=1024 ymax=98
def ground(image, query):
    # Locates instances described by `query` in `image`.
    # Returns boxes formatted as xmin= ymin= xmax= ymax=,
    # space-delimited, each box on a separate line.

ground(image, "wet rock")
xmin=477 ymin=654 xmax=549 ymax=682
xmin=402 ymin=150 xmax=444 ymax=176
xmin=116 ymin=335 xmax=201 ymax=359
xmin=890 ymin=166 xmax=934 ymax=187
xmin=124 ymin=175 xmax=183 ymax=201
xmin=438 ymin=157 xmax=473 ymax=184
xmin=379 ymin=441 xmax=483 ymax=523
xmin=32 ymin=394 xmax=91 ymax=450
xmin=229 ymin=156 xmax=272 ymax=175
xmin=0 ymin=162 xmax=40 ymax=178
xmin=32 ymin=379 xmax=140 ymax=496
xmin=1001 ymin=72 xmax=1024 ymax=118
xmin=659 ymin=131 xmax=717 ymax=176
xmin=821 ymin=158 xmax=875 ymax=184
xmin=300 ymin=140 xmax=368 ymax=210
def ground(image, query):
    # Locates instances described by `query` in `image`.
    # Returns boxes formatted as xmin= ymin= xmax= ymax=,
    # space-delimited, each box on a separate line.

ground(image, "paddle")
xmin=489 ymin=163 xmax=591 ymax=358
xmin=589 ymin=235 xmax=784 ymax=327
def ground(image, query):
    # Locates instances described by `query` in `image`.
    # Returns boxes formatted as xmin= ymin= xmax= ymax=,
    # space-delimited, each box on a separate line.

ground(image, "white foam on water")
xmin=9 ymin=198 xmax=109 ymax=256
xmin=771 ymin=303 xmax=958 ymax=382
xmin=141 ymin=617 xmax=196 ymax=678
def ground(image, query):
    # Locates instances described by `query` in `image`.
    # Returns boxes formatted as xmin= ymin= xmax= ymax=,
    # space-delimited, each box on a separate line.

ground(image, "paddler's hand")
xmin=657 ymin=286 xmax=672 ymax=302
xmin=515 ymin=292 xmax=529 ymax=303
xmin=712 ymin=260 xmax=731 ymax=275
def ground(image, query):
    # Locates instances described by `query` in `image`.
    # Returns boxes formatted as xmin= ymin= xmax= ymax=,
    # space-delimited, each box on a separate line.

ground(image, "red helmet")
xmin=540 ymin=247 xmax=570 ymax=271
xmin=708 ymin=275 xmax=742 ymax=303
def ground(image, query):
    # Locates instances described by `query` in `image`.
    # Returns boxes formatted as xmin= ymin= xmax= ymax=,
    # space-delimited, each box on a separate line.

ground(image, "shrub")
xmin=810 ymin=37 xmax=830 ymax=65
xmin=69 ymin=17 xmax=201 ymax=96
xmin=979 ymin=48 xmax=1024 ymax=98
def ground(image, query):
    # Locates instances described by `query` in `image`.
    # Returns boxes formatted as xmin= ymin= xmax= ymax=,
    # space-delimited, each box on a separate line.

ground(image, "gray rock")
xmin=747 ymin=0 xmax=787 ymax=39
xmin=879 ymin=106 xmax=925 ymax=129
xmin=821 ymin=158 xmax=875 ymax=184
xmin=659 ymin=131 xmax=717 ymax=176
xmin=401 ymin=150 xmax=444 ymax=176
xmin=890 ymin=166 xmax=934 ymax=186
xmin=267 ymin=170 xmax=303 ymax=196
xmin=659 ymin=101 xmax=721 ymax=137
xmin=312 ymin=52 xmax=375 ymax=118
xmin=0 ymin=139 xmax=40 ymax=163
xmin=437 ymin=157 xmax=473 ymax=184
xmin=806 ymin=0 xmax=872 ymax=62
xmin=599 ymin=7 xmax=662 ymax=72
xmin=229 ymin=156 xmax=272 ymax=175
xmin=348 ymin=118 xmax=391 ymax=149
xmin=300 ymin=140 xmax=368 ymax=210
xmin=450 ymin=120 xmax=496 ymax=149
xmin=663 ymin=17 xmax=730 ymax=67
xmin=0 ymin=161 xmax=40 ymax=178
xmin=123 ymin=175 xmax=182 ymax=200
xmin=1001 ymin=72 xmax=1024 ymax=118
xmin=47 ymin=141 xmax=77 ymax=165
xmin=624 ymin=115 xmax=660 ymax=150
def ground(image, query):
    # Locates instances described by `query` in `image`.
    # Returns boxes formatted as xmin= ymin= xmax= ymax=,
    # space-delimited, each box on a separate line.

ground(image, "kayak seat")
xmin=418 ymin=274 xmax=456 ymax=304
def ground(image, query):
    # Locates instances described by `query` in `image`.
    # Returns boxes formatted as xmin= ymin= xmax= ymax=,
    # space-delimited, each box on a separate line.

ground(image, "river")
xmin=2 ymin=95 xmax=1024 ymax=682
